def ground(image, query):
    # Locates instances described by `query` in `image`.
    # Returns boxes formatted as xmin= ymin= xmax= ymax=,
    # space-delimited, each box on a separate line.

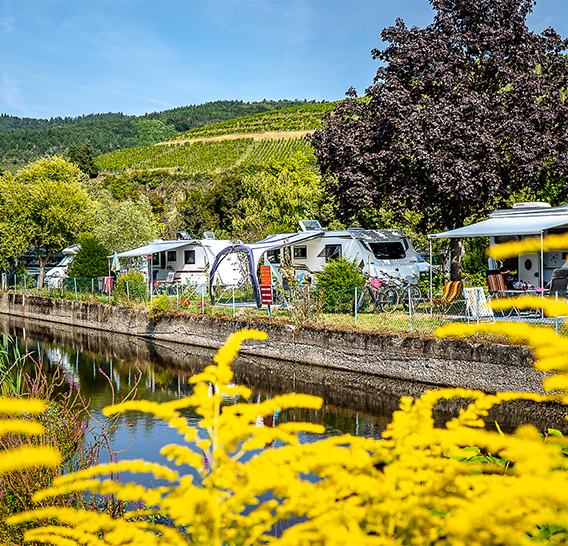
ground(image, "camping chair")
xmin=545 ymin=268 xmax=568 ymax=301
xmin=432 ymin=280 xmax=463 ymax=315
xmin=463 ymin=287 xmax=495 ymax=323
xmin=486 ymin=270 xmax=509 ymax=299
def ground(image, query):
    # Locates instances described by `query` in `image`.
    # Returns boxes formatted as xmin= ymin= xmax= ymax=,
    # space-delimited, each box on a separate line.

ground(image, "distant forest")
xmin=0 ymin=99 xmax=320 ymax=169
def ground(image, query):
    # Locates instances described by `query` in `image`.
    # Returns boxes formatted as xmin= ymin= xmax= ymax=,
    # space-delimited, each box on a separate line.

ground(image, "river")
xmin=2 ymin=313 xmax=567 ymax=480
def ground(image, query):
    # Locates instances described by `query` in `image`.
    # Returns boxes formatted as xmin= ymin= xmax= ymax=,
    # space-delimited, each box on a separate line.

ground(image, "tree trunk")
xmin=449 ymin=238 xmax=462 ymax=281
xmin=36 ymin=247 xmax=51 ymax=290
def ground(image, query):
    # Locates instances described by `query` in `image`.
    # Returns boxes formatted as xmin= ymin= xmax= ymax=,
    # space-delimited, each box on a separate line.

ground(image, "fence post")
xmin=308 ymin=285 xmax=311 ymax=320
xmin=13 ymin=275 xmax=16 ymax=294
xmin=354 ymin=287 xmax=358 ymax=327
xmin=74 ymin=278 xmax=78 ymax=301
xmin=36 ymin=276 xmax=39 ymax=295
xmin=92 ymin=278 xmax=94 ymax=297
xmin=24 ymin=275 xmax=26 ymax=293
xmin=201 ymin=284 xmax=205 ymax=314
xmin=127 ymin=281 xmax=130 ymax=302
xmin=176 ymin=282 xmax=179 ymax=308
xmin=232 ymin=284 xmax=235 ymax=318
xmin=408 ymin=287 xmax=413 ymax=332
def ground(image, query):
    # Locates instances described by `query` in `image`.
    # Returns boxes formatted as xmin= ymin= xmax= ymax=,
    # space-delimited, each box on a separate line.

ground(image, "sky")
xmin=0 ymin=0 xmax=566 ymax=119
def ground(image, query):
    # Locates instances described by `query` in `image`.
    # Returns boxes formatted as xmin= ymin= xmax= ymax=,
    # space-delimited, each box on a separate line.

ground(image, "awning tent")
xmin=209 ymin=230 xmax=325 ymax=307
xmin=429 ymin=213 xmax=568 ymax=239
xmin=427 ymin=205 xmax=568 ymax=291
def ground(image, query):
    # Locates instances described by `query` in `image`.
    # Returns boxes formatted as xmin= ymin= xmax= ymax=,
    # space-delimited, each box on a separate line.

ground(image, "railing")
xmin=3 ymin=275 xmax=567 ymax=337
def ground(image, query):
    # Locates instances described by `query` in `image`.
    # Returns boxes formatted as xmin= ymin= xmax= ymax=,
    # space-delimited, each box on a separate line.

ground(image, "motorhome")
xmin=429 ymin=202 xmax=568 ymax=288
xmin=115 ymin=232 xmax=242 ymax=286
xmin=45 ymin=244 xmax=81 ymax=288
xmin=209 ymin=221 xmax=421 ymax=307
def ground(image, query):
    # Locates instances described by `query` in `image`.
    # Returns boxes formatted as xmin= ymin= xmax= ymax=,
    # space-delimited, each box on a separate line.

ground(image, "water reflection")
xmin=3 ymin=313 xmax=568 ymax=459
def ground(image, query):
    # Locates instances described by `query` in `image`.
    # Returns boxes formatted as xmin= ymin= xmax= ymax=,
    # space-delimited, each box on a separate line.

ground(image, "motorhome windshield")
xmin=58 ymin=255 xmax=73 ymax=267
xmin=368 ymin=242 xmax=406 ymax=260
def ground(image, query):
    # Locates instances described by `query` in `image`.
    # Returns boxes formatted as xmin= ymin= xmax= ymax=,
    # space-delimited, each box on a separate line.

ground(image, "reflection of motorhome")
xmin=116 ymin=233 xmax=242 ymax=285
xmin=210 ymin=221 xmax=421 ymax=307
xmin=429 ymin=202 xmax=568 ymax=288
xmin=45 ymin=244 xmax=80 ymax=288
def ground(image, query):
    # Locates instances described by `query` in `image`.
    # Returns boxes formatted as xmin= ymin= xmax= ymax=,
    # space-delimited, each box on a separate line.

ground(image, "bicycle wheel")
xmin=377 ymin=287 xmax=399 ymax=313
xmin=403 ymin=285 xmax=422 ymax=309
xmin=356 ymin=286 xmax=371 ymax=312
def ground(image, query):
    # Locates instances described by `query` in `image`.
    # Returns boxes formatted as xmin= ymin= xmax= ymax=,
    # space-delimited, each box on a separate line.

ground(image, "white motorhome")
xmin=45 ymin=244 xmax=81 ymax=288
xmin=209 ymin=221 xmax=421 ymax=306
xmin=115 ymin=232 xmax=242 ymax=286
xmin=429 ymin=202 xmax=568 ymax=288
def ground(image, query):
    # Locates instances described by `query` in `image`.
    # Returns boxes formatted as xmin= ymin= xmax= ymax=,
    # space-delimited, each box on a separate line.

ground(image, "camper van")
xmin=45 ymin=244 xmax=81 ymax=288
xmin=429 ymin=202 xmax=568 ymax=288
xmin=209 ymin=221 xmax=421 ymax=306
xmin=116 ymin=233 xmax=242 ymax=286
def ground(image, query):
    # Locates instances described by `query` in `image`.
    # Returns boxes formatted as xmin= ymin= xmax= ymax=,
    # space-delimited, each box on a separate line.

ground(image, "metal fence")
xmin=3 ymin=274 xmax=567 ymax=337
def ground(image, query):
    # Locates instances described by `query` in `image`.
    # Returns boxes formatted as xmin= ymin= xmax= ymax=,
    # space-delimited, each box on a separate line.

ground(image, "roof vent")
xmin=299 ymin=220 xmax=322 ymax=232
xmin=203 ymin=232 xmax=216 ymax=239
xmin=512 ymin=202 xmax=551 ymax=209
xmin=176 ymin=231 xmax=191 ymax=240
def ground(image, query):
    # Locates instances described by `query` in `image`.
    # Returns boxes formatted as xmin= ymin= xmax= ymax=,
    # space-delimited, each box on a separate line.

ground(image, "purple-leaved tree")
xmin=309 ymin=0 xmax=568 ymax=279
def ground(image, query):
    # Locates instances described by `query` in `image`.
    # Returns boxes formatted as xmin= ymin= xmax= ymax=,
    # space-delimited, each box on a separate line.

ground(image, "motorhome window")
xmin=368 ymin=242 xmax=406 ymax=260
xmin=167 ymin=251 xmax=177 ymax=262
xmin=267 ymin=249 xmax=281 ymax=264
xmin=152 ymin=254 xmax=159 ymax=266
xmin=293 ymin=246 xmax=307 ymax=259
xmin=318 ymin=244 xmax=342 ymax=261
xmin=185 ymin=250 xmax=196 ymax=265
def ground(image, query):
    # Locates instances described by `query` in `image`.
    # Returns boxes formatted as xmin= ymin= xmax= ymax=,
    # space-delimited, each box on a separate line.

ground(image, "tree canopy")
xmin=92 ymin=195 xmax=157 ymax=253
xmin=2 ymin=157 xmax=93 ymax=285
xmin=309 ymin=0 xmax=568 ymax=277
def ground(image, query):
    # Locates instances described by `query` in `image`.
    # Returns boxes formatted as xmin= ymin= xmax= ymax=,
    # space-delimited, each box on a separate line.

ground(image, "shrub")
xmin=314 ymin=257 xmax=366 ymax=288
xmin=67 ymin=236 xmax=109 ymax=278
xmin=148 ymin=294 xmax=173 ymax=316
xmin=116 ymin=270 xmax=148 ymax=302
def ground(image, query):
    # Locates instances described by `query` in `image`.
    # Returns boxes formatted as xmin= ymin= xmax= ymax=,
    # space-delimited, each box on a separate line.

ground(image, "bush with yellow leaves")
xmin=5 ymin=233 xmax=568 ymax=544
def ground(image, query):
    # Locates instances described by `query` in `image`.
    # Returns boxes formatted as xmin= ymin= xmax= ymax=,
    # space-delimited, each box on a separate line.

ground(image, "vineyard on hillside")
xmin=169 ymin=102 xmax=337 ymax=141
xmin=96 ymin=136 xmax=316 ymax=174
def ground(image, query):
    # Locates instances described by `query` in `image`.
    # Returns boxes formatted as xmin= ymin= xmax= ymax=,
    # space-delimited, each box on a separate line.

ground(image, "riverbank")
xmin=0 ymin=292 xmax=542 ymax=394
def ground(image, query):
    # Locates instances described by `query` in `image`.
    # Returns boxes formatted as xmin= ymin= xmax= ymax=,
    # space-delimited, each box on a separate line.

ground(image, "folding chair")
xmin=432 ymin=280 xmax=463 ymax=314
xmin=546 ymin=268 xmax=568 ymax=301
xmin=486 ymin=270 xmax=509 ymax=299
xmin=463 ymin=287 xmax=495 ymax=323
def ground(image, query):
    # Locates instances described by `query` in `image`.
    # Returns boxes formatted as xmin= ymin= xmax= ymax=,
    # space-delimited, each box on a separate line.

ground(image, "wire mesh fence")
xmin=3 ymin=274 xmax=567 ymax=337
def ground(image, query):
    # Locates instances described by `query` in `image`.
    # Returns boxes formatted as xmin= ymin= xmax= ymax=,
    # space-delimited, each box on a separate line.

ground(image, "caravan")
xmin=115 ymin=232 xmax=242 ymax=286
xmin=209 ymin=221 xmax=421 ymax=307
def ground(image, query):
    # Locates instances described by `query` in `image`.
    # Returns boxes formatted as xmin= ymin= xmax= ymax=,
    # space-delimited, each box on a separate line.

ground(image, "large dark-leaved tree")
xmin=309 ymin=0 xmax=568 ymax=279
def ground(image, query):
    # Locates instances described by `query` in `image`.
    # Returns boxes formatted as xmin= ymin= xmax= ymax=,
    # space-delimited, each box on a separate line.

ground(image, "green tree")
xmin=11 ymin=157 xmax=93 ymax=286
xmin=67 ymin=140 xmax=98 ymax=179
xmin=233 ymin=153 xmax=324 ymax=240
xmin=93 ymin=195 xmax=157 ymax=253
xmin=66 ymin=235 xmax=109 ymax=278
xmin=0 ymin=174 xmax=30 ymax=270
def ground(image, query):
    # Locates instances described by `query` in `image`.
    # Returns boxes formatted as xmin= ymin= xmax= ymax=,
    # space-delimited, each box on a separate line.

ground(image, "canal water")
xmin=2 ymin=314 xmax=568 ymax=485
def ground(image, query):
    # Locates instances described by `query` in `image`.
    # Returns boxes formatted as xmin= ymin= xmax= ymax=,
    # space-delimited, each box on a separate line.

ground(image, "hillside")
xmin=0 ymin=99 xmax=317 ymax=170
xmin=95 ymin=102 xmax=336 ymax=174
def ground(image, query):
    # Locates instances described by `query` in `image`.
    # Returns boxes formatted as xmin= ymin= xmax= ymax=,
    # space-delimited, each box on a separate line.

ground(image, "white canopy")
xmin=429 ymin=212 xmax=568 ymax=239
xmin=114 ymin=240 xmax=196 ymax=259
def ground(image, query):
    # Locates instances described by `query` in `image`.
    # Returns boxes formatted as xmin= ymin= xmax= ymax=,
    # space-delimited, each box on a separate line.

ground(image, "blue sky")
xmin=0 ymin=0 xmax=565 ymax=119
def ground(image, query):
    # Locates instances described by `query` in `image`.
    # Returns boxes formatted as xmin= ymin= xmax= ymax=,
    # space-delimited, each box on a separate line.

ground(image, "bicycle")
xmin=378 ymin=270 xmax=424 ymax=310
xmin=356 ymin=276 xmax=400 ymax=313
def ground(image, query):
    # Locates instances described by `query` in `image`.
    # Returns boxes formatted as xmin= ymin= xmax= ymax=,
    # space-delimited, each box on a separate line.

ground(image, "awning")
xmin=209 ymin=231 xmax=325 ymax=307
xmin=429 ymin=214 xmax=568 ymax=239
xmin=113 ymin=240 xmax=197 ymax=259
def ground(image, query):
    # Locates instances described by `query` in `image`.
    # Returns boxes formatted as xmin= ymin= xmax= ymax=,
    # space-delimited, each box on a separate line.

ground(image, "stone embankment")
xmin=0 ymin=293 xmax=542 ymax=394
